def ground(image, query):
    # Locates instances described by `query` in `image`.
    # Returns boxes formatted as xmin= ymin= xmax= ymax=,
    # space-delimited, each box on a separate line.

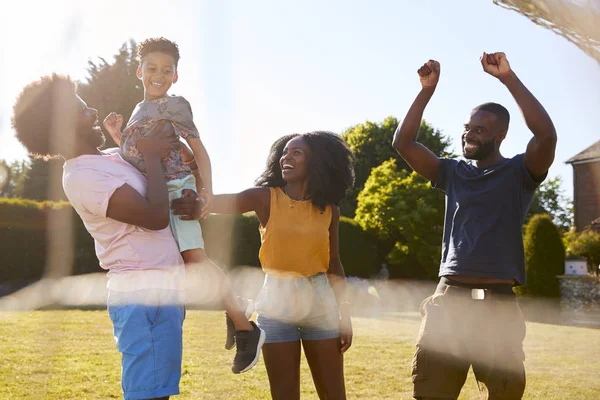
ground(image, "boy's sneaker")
xmin=225 ymin=298 xmax=254 ymax=350
xmin=231 ymin=321 xmax=266 ymax=374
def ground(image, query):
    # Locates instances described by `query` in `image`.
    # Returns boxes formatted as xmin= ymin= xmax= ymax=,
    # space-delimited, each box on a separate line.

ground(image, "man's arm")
xmin=392 ymin=60 xmax=441 ymax=182
xmin=481 ymin=52 xmax=557 ymax=180
xmin=106 ymin=121 xmax=179 ymax=230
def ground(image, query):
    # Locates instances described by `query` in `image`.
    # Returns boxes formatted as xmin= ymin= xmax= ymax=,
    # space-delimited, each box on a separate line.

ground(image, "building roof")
xmin=566 ymin=140 xmax=600 ymax=163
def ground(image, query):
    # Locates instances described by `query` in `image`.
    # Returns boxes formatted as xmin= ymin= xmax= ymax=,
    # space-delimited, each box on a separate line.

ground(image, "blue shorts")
xmin=167 ymin=174 xmax=204 ymax=252
xmin=256 ymin=273 xmax=340 ymax=343
xmin=107 ymin=289 xmax=186 ymax=400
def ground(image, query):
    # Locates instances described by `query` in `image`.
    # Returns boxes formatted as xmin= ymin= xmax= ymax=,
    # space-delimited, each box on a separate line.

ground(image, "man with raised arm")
xmin=393 ymin=53 xmax=557 ymax=400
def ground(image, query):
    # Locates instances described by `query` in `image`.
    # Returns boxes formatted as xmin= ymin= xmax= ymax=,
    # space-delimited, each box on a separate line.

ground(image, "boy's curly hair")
xmin=255 ymin=131 xmax=355 ymax=211
xmin=138 ymin=37 xmax=180 ymax=67
xmin=11 ymin=74 xmax=78 ymax=159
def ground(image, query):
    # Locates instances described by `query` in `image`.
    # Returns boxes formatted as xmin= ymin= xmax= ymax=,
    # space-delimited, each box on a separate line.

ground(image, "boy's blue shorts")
xmin=108 ymin=289 xmax=185 ymax=400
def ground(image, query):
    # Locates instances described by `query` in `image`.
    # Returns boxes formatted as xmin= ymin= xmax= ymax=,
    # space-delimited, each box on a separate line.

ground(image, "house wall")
xmin=573 ymin=159 xmax=600 ymax=231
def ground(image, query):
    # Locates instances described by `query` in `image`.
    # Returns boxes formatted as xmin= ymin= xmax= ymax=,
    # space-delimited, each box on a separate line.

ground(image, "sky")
xmin=1 ymin=0 xmax=599 ymax=199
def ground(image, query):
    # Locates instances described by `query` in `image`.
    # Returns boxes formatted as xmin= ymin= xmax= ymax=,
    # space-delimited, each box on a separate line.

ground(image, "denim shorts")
xmin=256 ymin=272 xmax=340 ymax=343
xmin=107 ymin=289 xmax=186 ymax=400
xmin=167 ymin=174 xmax=204 ymax=252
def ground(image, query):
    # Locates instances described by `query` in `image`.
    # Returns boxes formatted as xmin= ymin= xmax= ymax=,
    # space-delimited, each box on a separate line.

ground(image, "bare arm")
xmin=211 ymin=189 xmax=268 ymax=215
xmin=481 ymin=52 xmax=557 ymax=180
xmin=186 ymin=137 xmax=213 ymax=194
xmin=170 ymin=187 xmax=271 ymax=226
xmin=103 ymin=112 xmax=124 ymax=146
xmin=106 ymin=121 xmax=177 ymax=230
xmin=392 ymin=60 xmax=441 ymax=182
xmin=327 ymin=206 xmax=352 ymax=353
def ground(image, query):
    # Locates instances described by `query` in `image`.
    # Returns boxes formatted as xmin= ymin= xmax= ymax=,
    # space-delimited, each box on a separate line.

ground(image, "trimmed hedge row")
xmin=0 ymin=199 xmax=380 ymax=282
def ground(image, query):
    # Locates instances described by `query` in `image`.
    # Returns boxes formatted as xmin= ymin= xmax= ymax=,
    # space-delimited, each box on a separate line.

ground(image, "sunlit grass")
xmin=0 ymin=310 xmax=599 ymax=399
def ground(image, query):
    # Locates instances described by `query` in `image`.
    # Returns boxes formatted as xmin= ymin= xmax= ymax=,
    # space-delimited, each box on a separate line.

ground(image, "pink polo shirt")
xmin=62 ymin=149 xmax=185 ymax=291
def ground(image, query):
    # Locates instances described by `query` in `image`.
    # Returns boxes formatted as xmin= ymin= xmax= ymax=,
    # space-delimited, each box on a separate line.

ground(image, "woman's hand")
xmin=339 ymin=304 xmax=353 ymax=353
xmin=339 ymin=315 xmax=353 ymax=353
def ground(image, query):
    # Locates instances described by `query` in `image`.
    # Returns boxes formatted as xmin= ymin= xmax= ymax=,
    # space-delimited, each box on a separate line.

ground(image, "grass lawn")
xmin=1 ymin=310 xmax=599 ymax=399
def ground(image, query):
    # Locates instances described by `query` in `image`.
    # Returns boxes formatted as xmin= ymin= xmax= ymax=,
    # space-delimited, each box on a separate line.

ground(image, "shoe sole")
xmin=235 ymin=328 xmax=266 ymax=374
xmin=225 ymin=300 xmax=255 ymax=351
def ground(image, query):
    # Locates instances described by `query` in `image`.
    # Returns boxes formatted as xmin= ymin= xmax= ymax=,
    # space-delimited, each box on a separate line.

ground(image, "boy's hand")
xmin=103 ymin=112 xmax=124 ymax=145
xmin=137 ymin=120 xmax=179 ymax=159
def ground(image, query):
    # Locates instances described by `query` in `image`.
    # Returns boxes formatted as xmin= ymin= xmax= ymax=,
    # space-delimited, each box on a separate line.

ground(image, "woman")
xmin=175 ymin=131 xmax=354 ymax=399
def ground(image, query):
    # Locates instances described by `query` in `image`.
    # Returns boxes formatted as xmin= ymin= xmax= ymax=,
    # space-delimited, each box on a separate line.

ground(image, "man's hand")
xmin=481 ymin=52 xmax=513 ymax=79
xmin=171 ymin=189 xmax=206 ymax=220
xmin=103 ymin=112 xmax=124 ymax=145
xmin=137 ymin=120 xmax=179 ymax=160
xmin=418 ymin=60 xmax=440 ymax=89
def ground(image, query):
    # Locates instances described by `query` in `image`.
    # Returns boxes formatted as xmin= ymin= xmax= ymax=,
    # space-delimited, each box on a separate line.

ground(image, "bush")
xmin=0 ymin=198 xmax=99 ymax=282
xmin=520 ymin=214 xmax=565 ymax=297
xmin=355 ymin=161 xmax=444 ymax=280
xmin=1 ymin=199 xmax=379 ymax=281
xmin=200 ymin=213 xmax=262 ymax=268
xmin=339 ymin=216 xmax=379 ymax=278
xmin=565 ymin=228 xmax=600 ymax=277
xmin=201 ymin=214 xmax=380 ymax=278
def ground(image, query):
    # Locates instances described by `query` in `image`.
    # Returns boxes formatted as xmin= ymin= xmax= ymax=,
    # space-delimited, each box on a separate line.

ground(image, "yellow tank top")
xmin=259 ymin=187 xmax=332 ymax=277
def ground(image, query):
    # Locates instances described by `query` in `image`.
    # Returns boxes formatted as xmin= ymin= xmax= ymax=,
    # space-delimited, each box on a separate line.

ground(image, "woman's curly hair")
xmin=255 ymin=131 xmax=355 ymax=210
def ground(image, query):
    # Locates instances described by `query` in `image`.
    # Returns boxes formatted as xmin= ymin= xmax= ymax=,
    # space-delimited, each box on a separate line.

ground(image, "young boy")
xmin=103 ymin=37 xmax=264 ymax=374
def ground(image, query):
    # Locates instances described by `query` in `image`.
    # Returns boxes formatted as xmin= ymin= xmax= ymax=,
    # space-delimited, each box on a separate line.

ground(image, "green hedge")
xmin=200 ymin=213 xmax=262 ymax=267
xmin=0 ymin=199 xmax=379 ymax=282
xmin=339 ymin=216 xmax=379 ymax=277
xmin=0 ymin=198 xmax=98 ymax=281
xmin=518 ymin=214 xmax=565 ymax=297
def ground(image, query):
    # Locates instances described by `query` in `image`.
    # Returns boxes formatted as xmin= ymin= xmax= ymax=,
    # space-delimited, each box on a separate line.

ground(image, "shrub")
xmin=200 ymin=213 xmax=262 ymax=268
xmin=521 ymin=214 xmax=565 ymax=297
xmin=1 ymin=199 xmax=379 ymax=281
xmin=565 ymin=228 xmax=600 ymax=277
xmin=0 ymin=198 xmax=99 ymax=282
xmin=339 ymin=216 xmax=379 ymax=278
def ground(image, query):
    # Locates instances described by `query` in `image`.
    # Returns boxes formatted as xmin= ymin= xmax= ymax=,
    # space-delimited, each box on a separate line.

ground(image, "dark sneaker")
xmin=225 ymin=298 xmax=254 ymax=350
xmin=232 ymin=321 xmax=266 ymax=374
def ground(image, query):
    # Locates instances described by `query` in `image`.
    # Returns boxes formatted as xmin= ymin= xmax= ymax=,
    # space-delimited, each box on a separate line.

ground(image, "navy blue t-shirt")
xmin=432 ymin=154 xmax=544 ymax=284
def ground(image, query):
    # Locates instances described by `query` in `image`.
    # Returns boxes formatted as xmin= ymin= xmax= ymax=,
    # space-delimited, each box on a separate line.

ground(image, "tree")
xmin=0 ymin=161 xmax=12 ymax=197
xmin=566 ymin=229 xmax=600 ymax=277
xmin=520 ymin=214 xmax=565 ymax=297
xmin=341 ymin=117 xmax=453 ymax=217
xmin=0 ymin=160 xmax=29 ymax=198
xmin=495 ymin=0 xmax=600 ymax=63
xmin=527 ymin=176 xmax=573 ymax=232
xmin=355 ymin=159 xmax=445 ymax=279
xmin=78 ymin=40 xmax=143 ymax=148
